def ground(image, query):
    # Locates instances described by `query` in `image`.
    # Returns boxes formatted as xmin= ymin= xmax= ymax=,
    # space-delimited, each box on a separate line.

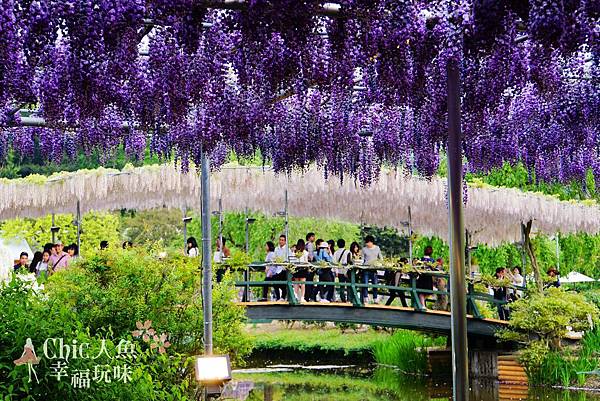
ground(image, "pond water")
xmin=228 ymin=364 xmax=600 ymax=401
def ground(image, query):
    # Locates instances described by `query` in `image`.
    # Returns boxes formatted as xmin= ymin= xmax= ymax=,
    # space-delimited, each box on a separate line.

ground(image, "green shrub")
xmin=45 ymin=247 xmax=252 ymax=366
xmin=0 ymin=275 xmax=193 ymax=401
xmin=500 ymin=287 xmax=599 ymax=348
xmin=1 ymin=212 xmax=120 ymax=255
xmin=504 ymin=289 xmax=600 ymax=386
xmin=1 ymin=247 xmax=252 ymax=400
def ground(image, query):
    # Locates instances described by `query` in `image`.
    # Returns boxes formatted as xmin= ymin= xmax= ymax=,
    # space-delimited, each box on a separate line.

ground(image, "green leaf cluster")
xmin=0 ymin=247 xmax=253 ymax=400
xmin=503 ymin=288 xmax=598 ymax=347
xmin=1 ymin=212 xmax=120 ymax=255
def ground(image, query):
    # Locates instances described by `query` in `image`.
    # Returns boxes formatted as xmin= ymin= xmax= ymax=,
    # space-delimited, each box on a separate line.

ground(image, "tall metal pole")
xmin=200 ymin=150 xmax=213 ymax=355
xmin=51 ymin=213 xmax=56 ymax=244
xmin=218 ymin=198 xmax=223 ymax=261
xmin=465 ymin=229 xmax=471 ymax=277
xmin=447 ymin=59 xmax=469 ymax=401
xmin=520 ymin=222 xmax=527 ymax=284
xmin=408 ymin=206 xmax=413 ymax=263
xmin=245 ymin=216 xmax=250 ymax=254
xmin=284 ymin=189 xmax=289 ymax=262
xmin=555 ymin=233 xmax=560 ymax=270
xmin=244 ymin=212 xmax=250 ymax=302
xmin=183 ymin=205 xmax=188 ymax=255
xmin=76 ymin=200 xmax=81 ymax=257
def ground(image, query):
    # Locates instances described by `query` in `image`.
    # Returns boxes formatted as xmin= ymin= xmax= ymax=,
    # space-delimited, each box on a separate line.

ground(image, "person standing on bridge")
xmin=416 ymin=246 xmax=436 ymax=309
xmin=362 ymin=235 xmax=383 ymax=304
xmin=315 ymin=239 xmax=335 ymax=302
xmin=293 ymin=239 xmax=309 ymax=302
xmin=273 ymin=235 xmax=293 ymax=299
xmin=493 ymin=267 xmax=510 ymax=320
xmin=261 ymin=241 xmax=285 ymax=301
xmin=333 ymin=239 xmax=352 ymax=303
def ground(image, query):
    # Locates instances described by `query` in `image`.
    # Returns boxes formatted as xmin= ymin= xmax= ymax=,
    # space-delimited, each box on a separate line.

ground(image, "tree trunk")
xmin=522 ymin=220 xmax=543 ymax=293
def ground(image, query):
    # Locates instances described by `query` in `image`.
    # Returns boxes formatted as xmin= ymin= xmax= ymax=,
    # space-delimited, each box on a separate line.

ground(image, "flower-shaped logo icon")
xmin=150 ymin=334 xmax=171 ymax=354
xmin=132 ymin=320 xmax=171 ymax=354
xmin=132 ymin=320 xmax=156 ymax=342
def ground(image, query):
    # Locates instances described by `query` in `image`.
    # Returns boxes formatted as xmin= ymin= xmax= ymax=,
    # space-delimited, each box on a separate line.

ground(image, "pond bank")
xmin=246 ymin=322 xmax=388 ymax=365
xmin=245 ymin=322 xmax=447 ymax=371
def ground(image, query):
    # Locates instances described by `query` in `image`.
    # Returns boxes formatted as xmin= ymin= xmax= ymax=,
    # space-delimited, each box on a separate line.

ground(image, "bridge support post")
xmin=286 ymin=271 xmax=298 ymax=305
xmin=349 ymin=268 xmax=362 ymax=306
xmin=410 ymin=274 xmax=426 ymax=312
xmin=447 ymin=57 xmax=468 ymax=401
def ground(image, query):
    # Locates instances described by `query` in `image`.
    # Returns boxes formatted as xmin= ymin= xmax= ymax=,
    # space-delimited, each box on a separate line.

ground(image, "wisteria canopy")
xmin=0 ymin=1 xmax=599 ymax=186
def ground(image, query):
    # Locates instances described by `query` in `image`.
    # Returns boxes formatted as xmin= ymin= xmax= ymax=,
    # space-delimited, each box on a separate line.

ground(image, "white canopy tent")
xmin=1 ymin=164 xmax=600 ymax=246
xmin=560 ymin=271 xmax=598 ymax=283
xmin=0 ymin=237 xmax=33 ymax=281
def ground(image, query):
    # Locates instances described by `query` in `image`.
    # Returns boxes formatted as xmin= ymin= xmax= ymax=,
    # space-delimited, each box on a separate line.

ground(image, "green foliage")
xmin=501 ymin=288 xmax=600 ymax=386
xmin=518 ymin=340 xmax=551 ymax=381
xmin=559 ymin=234 xmax=600 ymax=277
xmin=371 ymin=330 xmax=446 ymax=374
xmin=472 ymin=243 xmax=522 ymax=275
xmin=360 ymin=226 xmax=408 ymax=257
xmin=45 ymin=248 xmax=252 ymax=365
xmin=413 ymin=236 xmax=448 ymax=262
xmin=119 ymin=209 xmax=184 ymax=249
xmin=502 ymin=288 xmax=598 ymax=348
xmin=466 ymin=162 xmax=597 ymax=202
xmin=524 ymin=344 xmax=600 ymax=387
xmin=188 ymin=211 xmax=360 ymax=261
xmin=584 ymin=289 xmax=600 ymax=314
xmin=0 ymin=146 xmax=159 ymax=179
xmin=251 ymin=326 xmax=388 ymax=356
xmin=1 ymin=212 xmax=120 ymax=255
xmin=0 ymin=275 xmax=193 ymax=401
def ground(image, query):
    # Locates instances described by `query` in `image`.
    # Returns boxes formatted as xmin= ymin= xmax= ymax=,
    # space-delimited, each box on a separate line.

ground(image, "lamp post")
xmin=555 ymin=233 xmax=560 ymax=271
xmin=183 ymin=206 xmax=192 ymax=255
xmin=50 ymin=213 xmax=60 ymax=244
xmin=274 ymin=190 xmax=290 ymax=262
xmin=211 ymin=198 xmax=223 ymax=262
xmin=408 ymin=206 xmax=413 ymax=263
xmin=399 ymin=206 xmax=413 ymax=262
xmin=72 ymin=200 xmax=82 ymax=256
xmin=520 ymin=222 xmax=527 ymax=285
xmin=244 ymin=213 xmax=256 ymax=302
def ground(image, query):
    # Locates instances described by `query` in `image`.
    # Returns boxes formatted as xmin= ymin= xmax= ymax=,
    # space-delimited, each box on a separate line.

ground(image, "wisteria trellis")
xmin=0 ymin=0 xmax=598 ymax=186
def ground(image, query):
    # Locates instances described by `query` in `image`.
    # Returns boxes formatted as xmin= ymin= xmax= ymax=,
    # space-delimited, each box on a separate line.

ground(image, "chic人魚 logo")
xmin=13 ymin=320 xmax=170 ymax=390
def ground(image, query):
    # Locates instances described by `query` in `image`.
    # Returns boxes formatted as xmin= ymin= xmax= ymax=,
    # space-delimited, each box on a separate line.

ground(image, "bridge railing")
xmin=221 ymin=262 xmax=525 ymax=319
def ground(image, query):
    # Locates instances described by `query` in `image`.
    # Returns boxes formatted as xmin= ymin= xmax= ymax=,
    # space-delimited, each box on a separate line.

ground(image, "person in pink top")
xmin=49 ymin=241 xmax=71 ymax=273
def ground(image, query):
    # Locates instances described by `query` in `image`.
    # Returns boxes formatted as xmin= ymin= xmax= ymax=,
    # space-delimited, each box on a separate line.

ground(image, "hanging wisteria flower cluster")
xmin=0 ymin=0 xmax=598 ymax=186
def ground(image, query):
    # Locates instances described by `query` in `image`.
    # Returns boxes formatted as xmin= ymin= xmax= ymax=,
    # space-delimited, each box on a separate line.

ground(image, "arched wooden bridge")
xmin=239 ymin=301 xmax=508 ymax=337
xmin=232 ymin=264 xmax=515 ymax=338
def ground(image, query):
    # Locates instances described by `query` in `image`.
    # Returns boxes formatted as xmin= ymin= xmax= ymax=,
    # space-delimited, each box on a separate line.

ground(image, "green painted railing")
xmin=224 ymin=262 xmax=524 ymax=319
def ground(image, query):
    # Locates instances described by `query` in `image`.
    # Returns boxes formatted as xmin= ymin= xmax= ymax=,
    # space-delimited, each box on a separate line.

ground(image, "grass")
xmin=528 ymin=329 xmax=600 ymax=387
xmin=371 ymin=330 xmax=447 ymax=374
xmin=248 ymin=324 xmax=447 ymax=376
xmin=248 ymin=324 xmax=392 ymax=356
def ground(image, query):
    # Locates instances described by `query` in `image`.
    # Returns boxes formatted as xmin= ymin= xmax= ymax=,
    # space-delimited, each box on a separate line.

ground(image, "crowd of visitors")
xmin=11 ymin=229 xmax=557 ymax=320
xmin=211 ymin=232 xmax=451 ymax=308
xmin=181 ymin=231 xmax=542 ymax=315
xmin=12 ymin=241 xmax=78 ymax=278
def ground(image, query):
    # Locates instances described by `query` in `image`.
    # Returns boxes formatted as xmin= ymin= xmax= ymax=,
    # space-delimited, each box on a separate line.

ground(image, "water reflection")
xmin=229 ymin=367 xmax=600 ymax=401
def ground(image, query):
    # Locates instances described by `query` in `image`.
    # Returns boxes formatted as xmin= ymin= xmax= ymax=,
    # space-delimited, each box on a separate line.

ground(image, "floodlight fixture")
xmin=195 ymin=355 xmax=232 ymax=397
